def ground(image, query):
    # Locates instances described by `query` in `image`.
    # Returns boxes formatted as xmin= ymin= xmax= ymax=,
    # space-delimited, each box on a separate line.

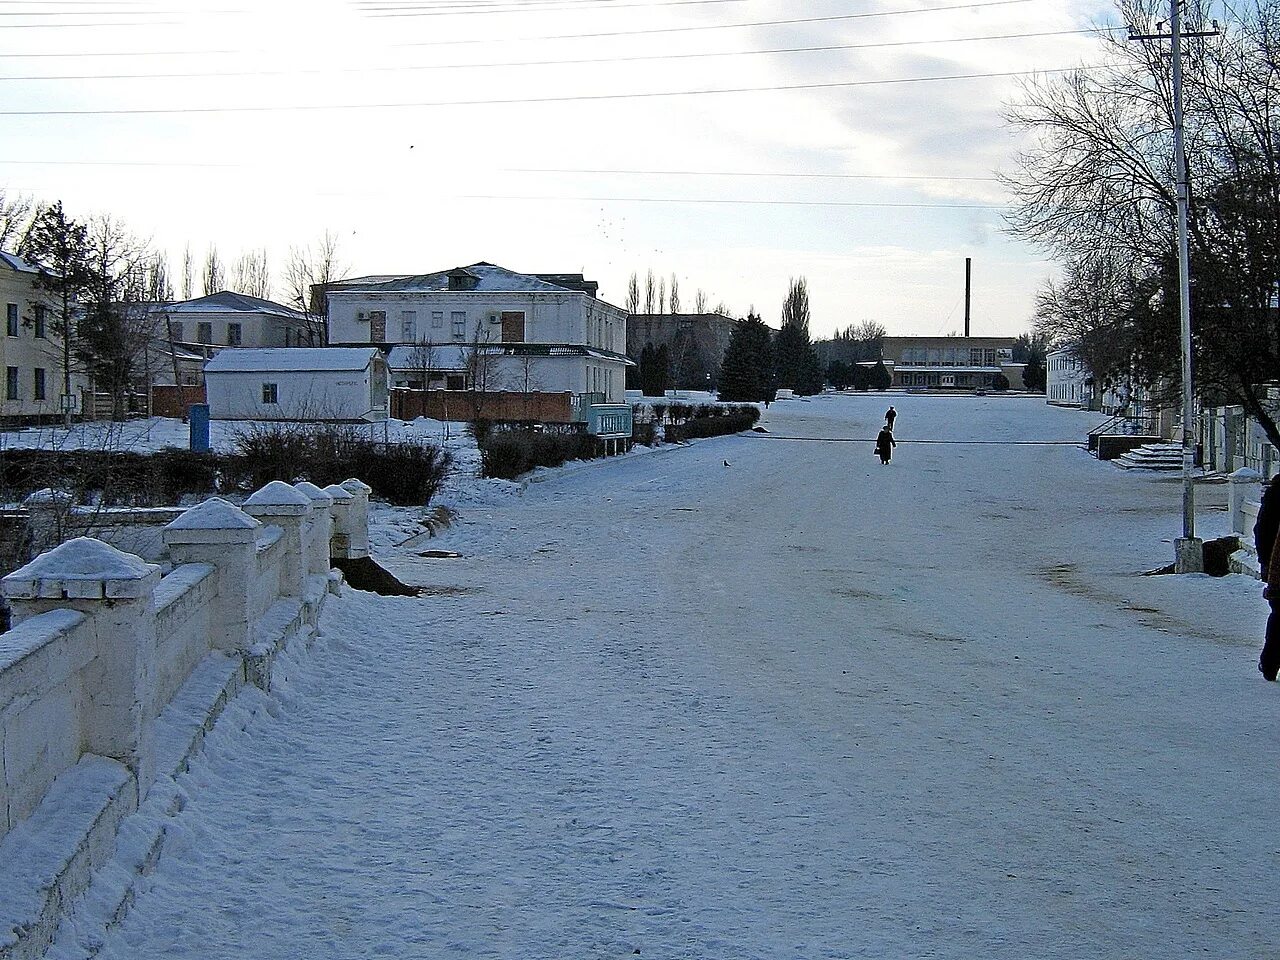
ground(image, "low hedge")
xmin=479 ymin=428 xmax=600 ymax=479
xmin=664 ymin=407 xmax=760 ymax=443
xmin=0 ymin=433 xmax=451 ymax=508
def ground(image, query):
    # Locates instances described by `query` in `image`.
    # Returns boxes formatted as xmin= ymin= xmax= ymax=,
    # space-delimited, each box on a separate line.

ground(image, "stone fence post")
xmin=1230 ymin=467 xmax=1264 ymax=537
xmin=294 ymin=482 xmax=334 ymax=576
xmin=322 ymin=484 xmax=356 ymax=559
xmin=340 ymin=478 xmax=371 ymax=559
xmin=2 ymin=537 xmax=162 ymax=794
xmin=162 ymin=498 xmax=259 ymax=654
xmin=243 ymin=481 xmax=311 ymax=597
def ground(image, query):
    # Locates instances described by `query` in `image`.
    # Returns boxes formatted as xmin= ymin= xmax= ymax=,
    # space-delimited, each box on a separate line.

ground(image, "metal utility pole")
xmin=964 ymin=257 xmax=972 ymax=338
xmin=1129 ymin=2 xmax=1218 ymax=573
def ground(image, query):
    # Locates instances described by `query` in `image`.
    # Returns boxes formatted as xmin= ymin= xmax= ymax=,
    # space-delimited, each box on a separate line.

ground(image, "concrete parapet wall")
xmin=0 ymin=476 xmax=372 ymax=959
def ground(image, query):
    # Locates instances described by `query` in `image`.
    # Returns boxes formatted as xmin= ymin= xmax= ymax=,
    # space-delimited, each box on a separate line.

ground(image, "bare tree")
xmin=0 ymin=189 xmax=33 ymax=250
xmin=283 ymin=231 xmax=346 ymax=346
xmin=81 ymin=215 xmax=153 ymax=420
xmin=643 ymin=269 xmax=656 ymax=315
xmin=625 ymin=272 xmax=640 ymax=314
xmin=181 ymin=244 xmax=194 ymax=300
xmin=463 ymin=319 xmax=503 ymax=423
xmin=232 ymin=248 xmax=271 ymax=299
xmin=694 ymin=288 xmax=709 ymax=313
xmin=202 ymin=245 xmax=223 ymax=296
xmin=658 ymin=275 xmax=666 ymax=314
xmin=669 ymin=273 xmax=680 ymax=314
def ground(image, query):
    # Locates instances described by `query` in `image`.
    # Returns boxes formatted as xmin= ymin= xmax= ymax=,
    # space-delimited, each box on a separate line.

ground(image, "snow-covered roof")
xmin=204 ymin=347 xmax=380 ymax=374
xmin=385 ymin=344 xmax=469 ymax=371
xmin=327 ymin=263 xmax=596 ymax=298
xmin=167 ymin=291 xmax=306 ymax=321
xmin=0 ymin=250 xmax=40 ymax=274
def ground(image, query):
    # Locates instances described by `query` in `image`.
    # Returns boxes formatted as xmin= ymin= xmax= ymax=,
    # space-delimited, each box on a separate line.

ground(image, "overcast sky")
xmin=2 ymin=0 xmax=1122 ymax=337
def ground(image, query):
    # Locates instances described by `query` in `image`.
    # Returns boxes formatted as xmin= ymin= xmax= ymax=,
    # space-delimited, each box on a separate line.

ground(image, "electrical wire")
xmin=0 ymin=27 xmax=1119 ymax=81
xmin=0 ymin=65 xmax=1093 ymax=115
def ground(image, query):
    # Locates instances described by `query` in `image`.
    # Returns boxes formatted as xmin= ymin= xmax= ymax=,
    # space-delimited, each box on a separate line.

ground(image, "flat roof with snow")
xmin=204 ymin=348 xmax=381 ymax=374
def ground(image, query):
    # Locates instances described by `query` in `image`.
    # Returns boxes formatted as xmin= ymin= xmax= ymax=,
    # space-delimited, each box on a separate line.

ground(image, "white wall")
xmin=206 ymin=368 xmax=377 ymax=420
xmin=328 ymin=290 xmax=627 ymax=355
xmin=0 ymin=265 xmax=85 ymax=418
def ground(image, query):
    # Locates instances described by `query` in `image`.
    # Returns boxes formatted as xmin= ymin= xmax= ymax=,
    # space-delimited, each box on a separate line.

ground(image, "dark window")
xmin=446 ymin=374 xmax=465 ymax=390
xmin=262 ymin=382 xmax=278 ymax=404
xmin=197 ymin=322 xmax=213 ymax=344
xmin=227 ymin=323 xmax=242 ymax=346
xmin=6 ymin=366 xmax=18 ymax=400
xmin=6 ymin=303 xmax=17 ymax=337
xmin=33 ymin=304 xmax=46 ymax=339
xmin=170 ymin=321 xmax=184 ymax=341
xmin=33 ymin=368 xmax=45 ymax=401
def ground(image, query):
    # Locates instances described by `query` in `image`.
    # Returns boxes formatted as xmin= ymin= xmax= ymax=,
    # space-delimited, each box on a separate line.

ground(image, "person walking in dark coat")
xmin=875 ymin=426 xmax=896 ymax=465
xmin=1255 ymin=476 xmax=1280 ymax=680
xmin=886 ymin=406 xmax=897 ymax=430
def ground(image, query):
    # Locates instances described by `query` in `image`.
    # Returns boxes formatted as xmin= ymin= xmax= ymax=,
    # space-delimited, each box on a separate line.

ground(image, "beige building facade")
xmin=880 ymin=336 xmax=1026 ymax=390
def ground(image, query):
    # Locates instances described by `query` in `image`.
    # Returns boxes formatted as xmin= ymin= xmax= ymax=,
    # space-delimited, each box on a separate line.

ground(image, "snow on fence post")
xmin=1230 ymin=468 xmax=1264 ymax=538
xmin=243 ymin=481 xmax=311 ymax=597
xmin=322 ymin=484 xmax=356 ymax=559
xmin=340 ymin=478 xmax=371 ymax=559
xmin=162 ymin=499 xmax=260 ymax=655
xmin=2 ymin=537 xmax=163 ymax=796
xmin=294 ymin=482 xmax=335 ymax=575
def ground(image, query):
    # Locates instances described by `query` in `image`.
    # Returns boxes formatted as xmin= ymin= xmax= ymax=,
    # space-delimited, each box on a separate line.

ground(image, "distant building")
xmin=626 ymin=313 xmax=738 ymax=391
xmin=1046 ymin=347 xmax=1090 ymax=406
xmin=164 ymin=291 xmax=313 ymax=356
xmin=0 ymin=251 xmax=86 ymax=421
xmin=204 ymin=347 xmax=388 ymax=421
xmin=879 ymin=336 xmax=1026 ymax=390
xmin=325 ymin=262 xmax=631 ymax=404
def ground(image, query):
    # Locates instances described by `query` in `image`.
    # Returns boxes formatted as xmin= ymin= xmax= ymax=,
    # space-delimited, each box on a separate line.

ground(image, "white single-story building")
xmin=385 ymin=343 xmax=469 ymax=390
xmin=1046 ymin=347 xmax=1090 ymax=406
xmin=204 ymin=348 xmax=388 ymax=421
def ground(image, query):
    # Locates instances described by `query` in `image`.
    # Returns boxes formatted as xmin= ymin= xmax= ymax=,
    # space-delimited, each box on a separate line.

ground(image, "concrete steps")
xmin=1113 ymin=442 xmax=1184 ymax=471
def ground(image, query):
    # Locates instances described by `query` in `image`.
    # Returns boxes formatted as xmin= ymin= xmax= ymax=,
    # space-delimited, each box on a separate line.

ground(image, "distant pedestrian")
xmin=874 ymin=426 xmax=896 ymax=465
xmin=1255 ymin=476 xmax=1280 ymax=680
xmin=886 ymin=405 xmax=897 ymax=430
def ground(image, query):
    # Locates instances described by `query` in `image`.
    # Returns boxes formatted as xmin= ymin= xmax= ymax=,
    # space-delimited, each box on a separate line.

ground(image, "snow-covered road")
xmin=70 ymin=395 xmax=1276 ymax=959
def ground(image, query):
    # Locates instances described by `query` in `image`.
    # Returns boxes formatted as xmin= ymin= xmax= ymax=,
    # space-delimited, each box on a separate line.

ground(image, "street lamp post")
xmin=1130 ymin=0 xmax=1218 ymax=573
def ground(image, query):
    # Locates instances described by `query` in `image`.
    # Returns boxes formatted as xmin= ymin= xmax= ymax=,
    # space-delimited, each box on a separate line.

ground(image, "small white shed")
xmin=204 ymin=348 xmax=389 ymax=421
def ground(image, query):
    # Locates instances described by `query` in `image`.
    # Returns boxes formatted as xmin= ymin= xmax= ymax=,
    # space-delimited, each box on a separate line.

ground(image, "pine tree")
xmin=773 ymin=276 xmax=823 ymax=394
xmin=870 ymin=360 xmax=892 ymax=391
xmin=718 ymin=314 xmax=774 ymax=402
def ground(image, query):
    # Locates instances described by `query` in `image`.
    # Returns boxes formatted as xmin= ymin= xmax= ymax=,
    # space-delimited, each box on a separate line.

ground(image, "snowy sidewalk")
xmin=66 ymin=395 xmax=1277 ymax=959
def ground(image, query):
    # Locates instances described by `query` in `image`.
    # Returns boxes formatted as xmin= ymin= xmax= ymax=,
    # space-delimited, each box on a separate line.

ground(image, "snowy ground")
xmin=56 ymin=394 xmax=1277 ymax=959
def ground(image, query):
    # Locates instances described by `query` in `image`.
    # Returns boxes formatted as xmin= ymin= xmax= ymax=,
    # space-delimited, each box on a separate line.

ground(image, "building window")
xmin=451 ymin=311 xmax=466 ymax=340
xmin=33 ymin=304 xmax=46 ymax=339
xmin=262 ymin=382 xmax=278 ymax=404
xmin=6 ymin=303 xmax=17 ymax=337
xmin=197 ymin=322 xmax=213 ymax=344
xmin=227 ymin=322 xmax=242 ymax=346
xmin=446 ymin=374 xmax=465 ymax=390
xmin=33 ymin=367 xmax=45 ymax=401
xmin=400 ymin=311 xmax=417 ymax=341
xmin=170 ymin=321 xmax=184 ymax=342
xmin=431 ymin=311 xmax=444 ymax=329
xmin=6 ymin=366 xmax=18 ymax=400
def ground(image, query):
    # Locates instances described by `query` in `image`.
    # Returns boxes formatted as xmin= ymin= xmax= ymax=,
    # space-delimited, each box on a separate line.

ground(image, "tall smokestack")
xmin=964 ymin=257 xmax=972 ymax=338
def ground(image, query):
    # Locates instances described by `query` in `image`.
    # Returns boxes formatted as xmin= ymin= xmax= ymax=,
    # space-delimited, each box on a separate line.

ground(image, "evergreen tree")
xmin=991 ymin=372 xmax=1011 ymax=391
xmin=19 ymin=201 xmax=93 ymax=425
xmin=1022 ymin=354 xmax=1046 ymax=392
xmin=718 ymin=314 xmax=774 ymax=402
xmin=870 ymin=360 xmax=892 ymax=391
xmin=773 ymin=276 xmax=823 ymax=394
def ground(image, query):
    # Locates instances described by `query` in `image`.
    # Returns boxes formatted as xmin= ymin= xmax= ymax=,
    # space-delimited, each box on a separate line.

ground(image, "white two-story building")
xmin=325 ymin=262 xmax=632 ymax=403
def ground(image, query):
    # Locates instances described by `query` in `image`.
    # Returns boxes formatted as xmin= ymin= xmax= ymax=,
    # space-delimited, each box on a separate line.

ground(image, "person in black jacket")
xmin=886 ymin=406 xmax=897 ymax=430
xmin=1254 ymin=476 xmax=1280 ymax=680
xmin=875 ymin=426 xmax=896 ymax=465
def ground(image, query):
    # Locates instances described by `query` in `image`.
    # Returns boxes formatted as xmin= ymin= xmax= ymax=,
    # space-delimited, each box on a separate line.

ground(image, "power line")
xmin=356 ymin=0 xmax=764 ymax=14
xmin=0 ymin=27 xmax=1120 ymax=81
xmin=0 ymin=65 xmax=1091 ymax=115
xmin=391 ymin=0 xmax=1042 ymax=46
xmin=505 ymin=167 xmax=1002 ymax=182
xmin=463 ymin=194 xmax=1008 ymax=209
